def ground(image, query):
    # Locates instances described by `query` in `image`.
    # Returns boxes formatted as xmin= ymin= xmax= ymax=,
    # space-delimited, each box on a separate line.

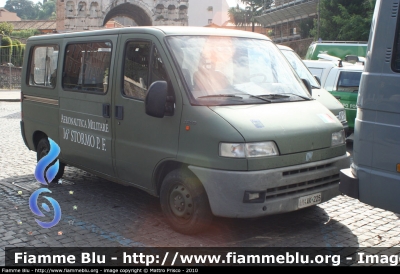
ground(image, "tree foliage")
xmin=311 ymin=0 xmax=376 ymax=41
xmin=228 ymin=1 xmax=273 ymax=31
xmin=5 ymin=0 xmax=37 ymax=19
xmin=4 ymin=0 xmax=56 ymax=20
xmin=228 ymin=6 xmax=251 ymax=27
xmin=0 ymin=22 xmax=14 ymax=36
xmin=36 ymin=0 xmax=56 ymax=20
xmin=299 ymin=17 xmax=314 ymax=39
xmin=12 ymin=29 xmax=41 ymax=39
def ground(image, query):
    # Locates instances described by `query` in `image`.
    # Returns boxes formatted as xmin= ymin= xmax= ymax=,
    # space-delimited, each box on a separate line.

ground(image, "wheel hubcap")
xmin=169 ymin=184 xmax=193 ymax=219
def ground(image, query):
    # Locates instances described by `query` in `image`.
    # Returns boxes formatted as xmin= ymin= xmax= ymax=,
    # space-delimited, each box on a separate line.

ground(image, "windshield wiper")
xmin=249 ymin=93 xmax=312 ymax=101
xmin=276 ymin=93 xmax=312 ymax=100
xmin=197 ymin=94 xmax=243 ymax=99
xmin=246 ymin=94 xmax=290 ymax=102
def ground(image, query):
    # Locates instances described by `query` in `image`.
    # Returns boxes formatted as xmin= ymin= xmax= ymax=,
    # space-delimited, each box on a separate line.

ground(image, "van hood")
xmin=312 ymin=88 xmax=344 ymax=116
xmin=209 ymin=101 xmax=343 ymax=155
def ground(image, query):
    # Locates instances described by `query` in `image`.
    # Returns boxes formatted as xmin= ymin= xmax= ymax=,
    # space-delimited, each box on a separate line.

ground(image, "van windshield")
xmin=280 ymin=49 xmax=321 ymax=88
xmin=167 ymin=36 xmax=312 ymax=105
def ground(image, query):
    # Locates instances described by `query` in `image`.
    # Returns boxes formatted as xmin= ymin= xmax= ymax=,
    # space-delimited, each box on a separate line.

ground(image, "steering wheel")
xmin=250 ymin=73 xmax=267 ymax=83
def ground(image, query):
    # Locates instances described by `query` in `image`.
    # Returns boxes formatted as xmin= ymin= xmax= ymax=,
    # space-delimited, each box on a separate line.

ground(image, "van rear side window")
xmin=63 ymin=41 xmax=112 ymax=93
xmin=393 ymin=7 xmax=400 ymax=72
xmin=28 ymin=45 xmax=59 ymax=88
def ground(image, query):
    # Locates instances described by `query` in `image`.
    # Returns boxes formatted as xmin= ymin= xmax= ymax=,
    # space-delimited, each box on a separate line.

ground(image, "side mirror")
xmin=301 ymin=78 xmax=312 ymax=96
xmin=314 ymin=75 xmax=321 ymax=85
xmin=145 ymin=81 xmax=168 ymax=118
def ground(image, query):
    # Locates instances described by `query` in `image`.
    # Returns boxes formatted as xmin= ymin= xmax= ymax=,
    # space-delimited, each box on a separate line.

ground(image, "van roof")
xmin=276 ymin=44 xmax=293 ymax=51
xmin=303 ymin=59 xmax=364 ymax=71
xmin=309 ymin=41 xmax=368 ymax=45
xmin=27 ymin=26 xmax=271 ymax=41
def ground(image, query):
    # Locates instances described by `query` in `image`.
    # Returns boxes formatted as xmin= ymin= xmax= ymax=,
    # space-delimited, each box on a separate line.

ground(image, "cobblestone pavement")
xmin=1 ymin=102 xmax=400 ymax=265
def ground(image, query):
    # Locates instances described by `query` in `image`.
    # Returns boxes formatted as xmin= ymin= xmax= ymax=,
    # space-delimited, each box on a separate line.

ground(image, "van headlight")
xmin=331 ymin=130 xmax=345 ymax=146
xmin=336 ymin=110 xmax=346 ymax=122
xmin=220 ymin=142 xmax=279 ymax=158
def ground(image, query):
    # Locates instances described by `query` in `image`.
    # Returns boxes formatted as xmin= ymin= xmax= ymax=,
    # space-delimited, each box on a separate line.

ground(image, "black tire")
xmin=36 ymin=138 xmax=65 ymax=183
xmin=160 ymin=169 xmax=213 ymax=235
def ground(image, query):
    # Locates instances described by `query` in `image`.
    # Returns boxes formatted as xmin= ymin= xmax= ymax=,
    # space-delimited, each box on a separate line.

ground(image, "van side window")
xmin=28 ymin=45 xmax=59 ymax=88
xmin=393 ymin=10 xmax=400 ymax=72
xmin=123 ymin=41 xmax=151 ymax=100
xmin=151 ymin=47 xmax=168 ymax=83
xmin=336 ymin=71 xmax=362 ymax=92
xmin=308 ymin=67 xmax=323 ymax=79
xmin=63 ymin=42 xmax=112 ymax=93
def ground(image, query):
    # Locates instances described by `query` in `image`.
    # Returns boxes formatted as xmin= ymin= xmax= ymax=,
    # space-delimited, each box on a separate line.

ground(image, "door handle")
xmin=115 ymin=105 xmax=124 ymax=120
xmin=103 ymin=103 xmax=110 ymax=118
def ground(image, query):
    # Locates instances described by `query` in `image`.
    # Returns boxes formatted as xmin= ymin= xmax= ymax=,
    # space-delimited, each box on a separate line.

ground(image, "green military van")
xmin=20 ymin=27 xmax=349 ymax=235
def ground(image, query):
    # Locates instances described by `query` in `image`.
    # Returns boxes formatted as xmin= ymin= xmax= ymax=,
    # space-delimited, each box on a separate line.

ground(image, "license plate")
xmin=298 ymin=193 xmax=321 ymax=208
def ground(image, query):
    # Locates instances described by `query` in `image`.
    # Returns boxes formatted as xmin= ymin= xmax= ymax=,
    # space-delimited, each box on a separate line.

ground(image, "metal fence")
xmin=0 ymin=44 xmax=25 ymax=89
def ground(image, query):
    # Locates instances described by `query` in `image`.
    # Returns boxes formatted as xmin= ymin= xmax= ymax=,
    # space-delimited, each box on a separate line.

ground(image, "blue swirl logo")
xmin=34 ymin=138 xmax=60 ymax=185
xmin=29 ymin=138 xmax=62 ymax=228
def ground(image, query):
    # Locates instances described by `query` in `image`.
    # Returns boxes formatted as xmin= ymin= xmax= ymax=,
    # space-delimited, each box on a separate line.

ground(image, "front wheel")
xmin=160 ymin=169 xmax=213 ymax=235
xmin=36 ymin=138 xmax=65 ymax=183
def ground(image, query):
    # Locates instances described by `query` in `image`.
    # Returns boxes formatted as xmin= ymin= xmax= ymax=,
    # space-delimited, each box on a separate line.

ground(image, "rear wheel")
xmin=160 ymin=169 xmax=213 ymax=235
xmin=36 ymin=138 xmax=65 ymax=183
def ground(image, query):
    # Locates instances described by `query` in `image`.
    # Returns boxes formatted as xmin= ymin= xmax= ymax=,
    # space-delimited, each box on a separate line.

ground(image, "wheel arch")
xmin=154 ymin=160 xmax=192 ymax=196
xmin=32 ymin=131 xmax=48 ymax=152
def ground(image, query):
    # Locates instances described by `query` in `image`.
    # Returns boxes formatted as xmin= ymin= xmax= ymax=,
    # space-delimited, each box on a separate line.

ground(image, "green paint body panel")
xmin=20 ymin=27 xmax=349 ymax=218
xmin=305 ymin=43 xmax=368 ymax=60
xmin=330 ymin=91 xmax=357 ymax=130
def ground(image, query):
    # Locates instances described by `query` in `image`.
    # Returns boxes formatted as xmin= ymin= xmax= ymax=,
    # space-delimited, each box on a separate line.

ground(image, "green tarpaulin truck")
xmin=305 ymin=41 xmax=368 ymax=61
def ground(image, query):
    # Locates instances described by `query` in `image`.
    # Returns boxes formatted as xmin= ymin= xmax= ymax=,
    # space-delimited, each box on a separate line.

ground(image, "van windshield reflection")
xmin=167 ymin=36 xmax=311 ymax=105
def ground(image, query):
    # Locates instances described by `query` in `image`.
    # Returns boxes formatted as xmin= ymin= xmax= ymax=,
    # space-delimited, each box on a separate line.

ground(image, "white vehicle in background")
xmin=303 ymin=55 xmax=364 ymax=136
xmin=278 ymin=45 xmax=348 ymax=135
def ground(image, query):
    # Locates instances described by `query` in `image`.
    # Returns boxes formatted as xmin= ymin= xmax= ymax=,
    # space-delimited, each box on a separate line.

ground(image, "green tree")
xmin=0 ymin=22 xmax=14 ymax=36
xmin=311 ymin=0 xmax=376 ymax=41
xmin=228 ymin=5 xmax=250 ymax=27
xmin=36 ymin=0 xmax=56 ymax=20
xmin=11 ymin=29 xmax=41 ymax=39
xmin=4 ymin=0 xmax=38 ymax=20
xmin=299 ymin=17 xmax=314 ymax=39
xmin=240 ymin=0 xmax=273 ymax=31
xmin=0 ymin=36 xmax=13 ymax=65
xmin=12 ymin=39 xmax=24 ymax=66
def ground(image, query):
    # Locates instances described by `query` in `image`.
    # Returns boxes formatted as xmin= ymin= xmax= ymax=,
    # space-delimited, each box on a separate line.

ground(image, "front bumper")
xmin=189 ymin=153 xmax=350 ymax=218
xmin=339 ymin=168 xmax=359 ymax=199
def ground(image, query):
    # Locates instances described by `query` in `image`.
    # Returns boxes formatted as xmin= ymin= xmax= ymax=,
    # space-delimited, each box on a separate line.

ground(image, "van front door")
xmin=112 ymin=36 xmax=181 ymax=192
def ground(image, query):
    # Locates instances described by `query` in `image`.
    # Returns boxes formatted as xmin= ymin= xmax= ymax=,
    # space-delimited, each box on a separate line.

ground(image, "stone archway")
xmin=57 ymin=0 xmax=188 ymax=32
xmin=103 ymin=2 xmax=153 ymax=26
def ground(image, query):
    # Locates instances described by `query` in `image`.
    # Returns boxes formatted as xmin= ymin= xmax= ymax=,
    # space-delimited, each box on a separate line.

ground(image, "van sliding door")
xmin=58 ymin=35 xmax=118 ymax=176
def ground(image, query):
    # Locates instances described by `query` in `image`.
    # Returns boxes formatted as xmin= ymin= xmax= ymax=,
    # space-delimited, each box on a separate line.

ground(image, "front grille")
xmin=265 ymin=174 xmax=339 ymax=200
xmin=282 ymin=163 xmax=332 ymax=176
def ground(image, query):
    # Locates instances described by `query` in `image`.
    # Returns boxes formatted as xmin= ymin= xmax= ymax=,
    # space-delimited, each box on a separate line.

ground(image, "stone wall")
xmin=279 ymin=37 xmax=315 ymax=58
xmin=0 ymin=65 xmax=22 ymax=89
